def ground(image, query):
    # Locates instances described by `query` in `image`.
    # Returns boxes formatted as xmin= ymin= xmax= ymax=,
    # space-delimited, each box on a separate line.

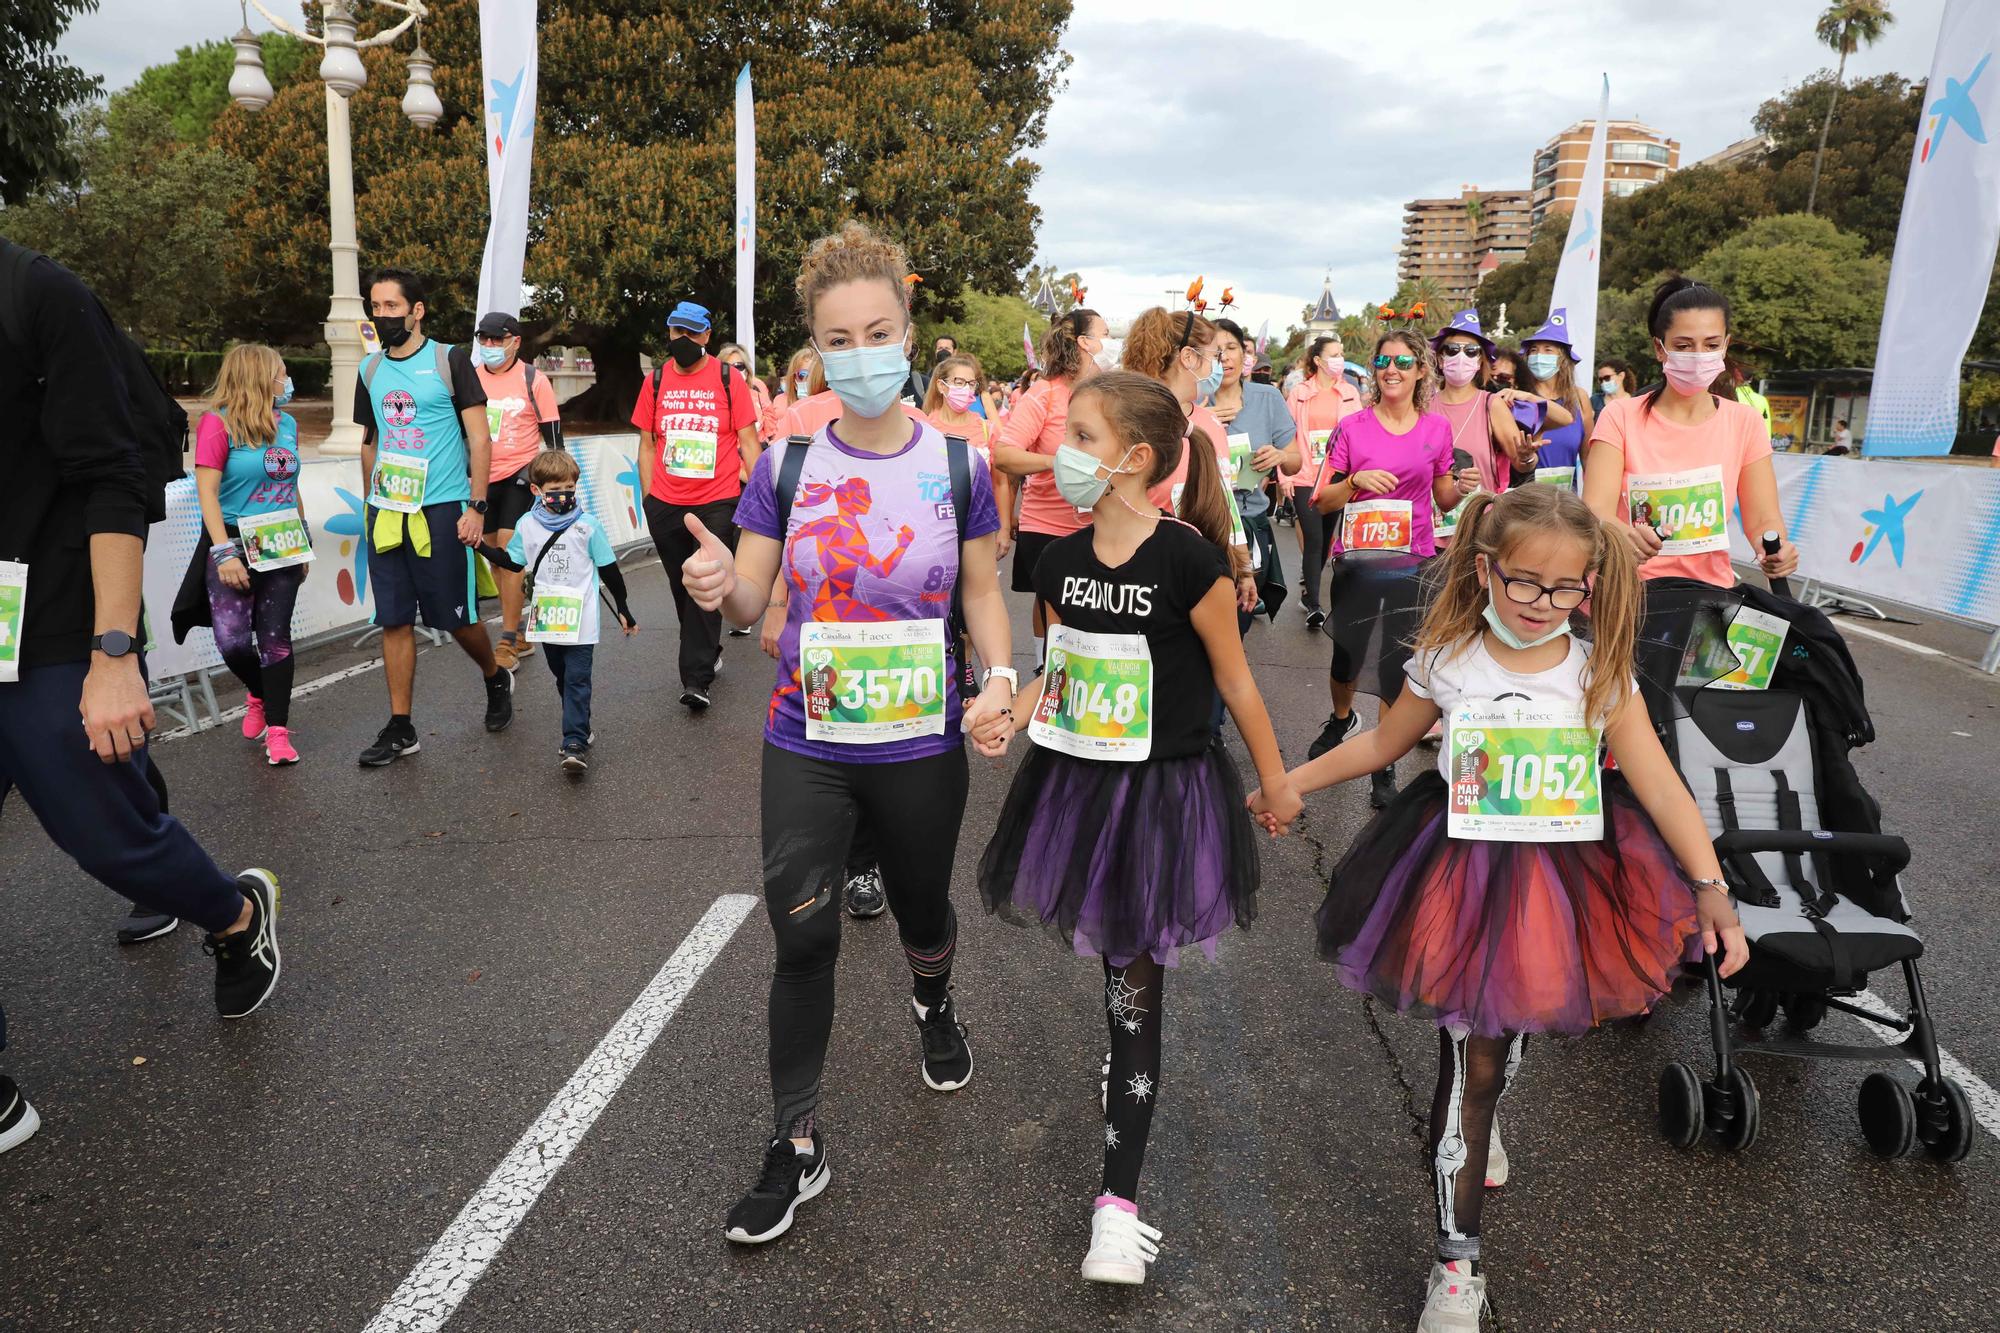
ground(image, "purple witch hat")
xmin=1430 ymin=308 xmax=1496 ymax=358
xmin=1522 ymin=308 xmax=1581 ymax=362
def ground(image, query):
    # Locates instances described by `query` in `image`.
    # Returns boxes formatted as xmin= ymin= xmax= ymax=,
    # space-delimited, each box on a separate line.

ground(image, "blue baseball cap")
xmin=666 ymin=301 xmax=712 ymax=334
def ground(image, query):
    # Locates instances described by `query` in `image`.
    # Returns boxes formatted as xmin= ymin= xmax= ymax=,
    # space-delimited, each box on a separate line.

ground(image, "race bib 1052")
xmin=1028 ymin=624 xmax=1154 ymax=761
xmin=801 ymin=619 xmax=949 ymax=744
xmin=1446 ymin=699 xmax=1603 ymax=841
xmin=1627 ymin=465 xmax=1728 ymax=556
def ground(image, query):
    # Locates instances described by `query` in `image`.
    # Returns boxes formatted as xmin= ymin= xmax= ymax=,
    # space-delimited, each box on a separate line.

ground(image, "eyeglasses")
xmin=1494 ymin=565 xmax=1589 ymax=610
xmin=1439 ymin=343 xmax=1483 ymax=360
xmin=1489 ymin=375 xmax=1515 ymax=389
xmin=941 ymin=376 xmax=980 ymax=390
xmin=1373 ymin=354 xmax=1417 ymax=370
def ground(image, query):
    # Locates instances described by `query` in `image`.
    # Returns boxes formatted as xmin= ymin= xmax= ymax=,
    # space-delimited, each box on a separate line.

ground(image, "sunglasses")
xmin=1373 ymin=354 xmax=1417 ymax=370
xmin=1493 ymin=565 xmax=1589 ymax=611
xmin=1490 ymin=375 xmax=1515 ymax=389
xmin=1439 ymin=343 xmax=1484 ymax=360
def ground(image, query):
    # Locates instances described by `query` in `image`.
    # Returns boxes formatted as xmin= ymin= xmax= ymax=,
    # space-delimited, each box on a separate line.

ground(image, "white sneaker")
xmin=1418 ymin=1260 xmax=1486 ymax=1332
xmin=1080 ymin=1200 xmax=1162 ymax=1286
xmin=1485 ymin=1115 xmax=1508 ymax=1188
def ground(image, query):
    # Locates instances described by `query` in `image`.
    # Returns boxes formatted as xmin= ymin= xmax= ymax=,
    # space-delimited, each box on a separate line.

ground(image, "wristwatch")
xmin=983 ymin=667 xmax=1019 ymax=690
xmin=91 ymin=630 xmax=137 ymax=659
xmin=468 ymin=499 xmax=490 ymax=515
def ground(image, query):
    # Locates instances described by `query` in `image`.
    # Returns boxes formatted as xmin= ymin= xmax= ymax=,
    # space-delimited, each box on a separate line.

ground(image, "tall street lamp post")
xmin=227 ymin=1 xmax=441 ymax=456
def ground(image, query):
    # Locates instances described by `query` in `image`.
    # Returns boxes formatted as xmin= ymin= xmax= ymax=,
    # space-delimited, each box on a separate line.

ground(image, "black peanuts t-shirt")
xmin=1033 ymin=519 xmax=1233 ymax=761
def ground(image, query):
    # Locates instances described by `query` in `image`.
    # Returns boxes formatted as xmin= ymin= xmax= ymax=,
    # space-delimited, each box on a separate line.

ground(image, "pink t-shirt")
xmin=1148 ymin=401 xmax=1233 ymax=513
xmin=1433 ymin=390 xmax=1511 ymax=493
xmin=1000 ymin=377 xmax=1090 ymax=537
xmin=1314 ymin=407 xmax=1454 ymax=557
xmin=476 ymin=359 xmax=562 ymax=481
xmin=1590 ymin=395 xmax=1772 ymax=587
xmin=1287 ymin=375 xmax=1363 ymax=491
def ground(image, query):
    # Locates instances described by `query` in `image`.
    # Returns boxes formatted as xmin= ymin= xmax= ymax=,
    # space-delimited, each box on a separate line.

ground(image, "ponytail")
xmin=1176 ymin=424 xmax=1248 ymax=581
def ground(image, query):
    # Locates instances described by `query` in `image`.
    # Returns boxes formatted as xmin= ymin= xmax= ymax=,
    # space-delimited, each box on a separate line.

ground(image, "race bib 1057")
xmin=1712 ymin=606 xmax=1789 ymax=692
xmin=1446 ymin=699 xmax=1603 ymax=841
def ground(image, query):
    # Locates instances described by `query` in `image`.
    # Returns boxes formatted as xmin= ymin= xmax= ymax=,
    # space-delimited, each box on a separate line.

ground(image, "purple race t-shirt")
xmin=1316 ymin=406 xmax=1455 ymax=557
xmin=734 ymin=418 xmax=1001 ymax=764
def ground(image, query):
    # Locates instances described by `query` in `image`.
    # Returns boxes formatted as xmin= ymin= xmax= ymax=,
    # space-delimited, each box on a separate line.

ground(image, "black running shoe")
xmin=359 ymin=720 xmax=420 ymax=767
xmin=724 ymin=1133 xmax=830 ymax=1244
xmin=207 ymin=869 xmax=281 ymax=1020
xmin=0 ymin=1075 xmax=40 ymax=1155
xmin=483 ymin=669 xmax=515 ymax=733
xmin=679 ymin=685 xmax=711 ymax=711
xmin=914 ymin=992 xmax=973 ymax=1092
xmin=1370 ymin=767 xmax=1398 ymax=810
xmin=843 ymin=867 xmax=886 ymax=919
xmin=1305 ymin=609 xmax=1327 ymax=630
xmin=116 ymin=905 xmax=179 ymax=946
xmin=727 ymin=625 xmax=753 ymax=637
xmin=1306 ymin=710 xmax=1356 ymax=761
xmin=560 ymin=742 xmax=588 ymax=776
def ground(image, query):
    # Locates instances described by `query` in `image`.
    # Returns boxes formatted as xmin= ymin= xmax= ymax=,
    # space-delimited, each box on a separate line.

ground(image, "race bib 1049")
xmin=1341 ymin=498 xmax=1414 ymax=552
xmin=1627 ymin=465 xmax=1727 ymax=556
xmin=663 ymin=430 xmax=719 ymax=479
xmin=1446 ymin=699 xmax=1603 ymax=842
xmin=801 ymin=619 xmax=949 ymax=744
xmin=0 ymin=560 xmax=26 ymax=684
xmin=1712 ymin=606 xmax=1789 ymax=692
xmin=370 ymin=452 xmax=429 ymax=514
xmin=238 ymin=509 xmax=314 ymax=572
xmin=1028 ymin=624 xmax=1154 ymax=761
xmin=527 ymin=583 xmax=587 ymax=645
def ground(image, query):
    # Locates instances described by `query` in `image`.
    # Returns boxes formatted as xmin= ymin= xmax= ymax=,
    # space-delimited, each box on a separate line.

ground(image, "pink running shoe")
xmin=242 ymin=696 xmax=267 ymax=740
xmin=264 ymin=726 xmax=299 ymax=766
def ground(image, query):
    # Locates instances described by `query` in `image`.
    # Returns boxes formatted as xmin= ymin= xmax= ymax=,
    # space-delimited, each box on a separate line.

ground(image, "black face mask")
xmin=667 ymin=335 xmax=704 ymax=369
xmin=540 ymin=490 xmax=578 ymax=514
xmin=373 ymin=315 xmax=411 ymax=349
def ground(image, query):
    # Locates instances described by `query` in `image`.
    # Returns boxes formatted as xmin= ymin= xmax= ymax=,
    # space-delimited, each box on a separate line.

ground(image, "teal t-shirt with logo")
xmin=360 ymin=340 xmax=482 ymax=509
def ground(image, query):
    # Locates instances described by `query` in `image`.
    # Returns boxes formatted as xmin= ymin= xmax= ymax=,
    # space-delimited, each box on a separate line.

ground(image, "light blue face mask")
xmin=1053 ymin=443 xmax=1137 ymax=510
xmin=274 ymin=376 xmax=294 ymax=408
xmin=815 ymin=338 xmax=911 ymax=419
xmin=478 ymin=344 xmax=511 ymax=370
xmin=1526 ymin=352 xmax=1562 ymax=382
xmin=1196 ymin=352 xmax=1224 ymax=398
xmin=1481 ymin=596 xmax=1573 ymax=650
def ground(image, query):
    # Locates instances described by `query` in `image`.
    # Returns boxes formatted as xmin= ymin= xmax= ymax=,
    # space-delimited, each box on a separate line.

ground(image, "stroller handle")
xmin=1760 ymin=531 xmax=1793 ymax=600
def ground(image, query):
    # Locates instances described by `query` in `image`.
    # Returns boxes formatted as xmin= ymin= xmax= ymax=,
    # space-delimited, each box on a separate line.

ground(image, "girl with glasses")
xmin=1429 ymin=311 xmax=1536 ymax=497
xmin=923 ymin=352 xmax=1011 ymax=557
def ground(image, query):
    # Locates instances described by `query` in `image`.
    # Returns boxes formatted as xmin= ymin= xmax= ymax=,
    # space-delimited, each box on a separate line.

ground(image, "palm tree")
xmin=1806 ymin=1 xmax=1896 ymax=217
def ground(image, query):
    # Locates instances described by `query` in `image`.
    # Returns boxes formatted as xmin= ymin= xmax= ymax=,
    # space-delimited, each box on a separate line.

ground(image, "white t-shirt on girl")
xmin=1404 ymin=634 xmax=1632 ymax=785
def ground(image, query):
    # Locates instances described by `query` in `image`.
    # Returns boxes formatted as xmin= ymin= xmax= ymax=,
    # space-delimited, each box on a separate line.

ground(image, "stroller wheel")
xmin=1781 ymin=993 xmax=1827 ymax=1031
xmin=1732 ymin=988 xmax=1779 ymax=1030
xmin=1657 ymin=1063 xmax=1704 ymax=1148
xmin=1917 ymin=1076 xmax=1975 ymax=1164
xmin=1710 ymin=1066 xmax=1761 ymax=1152
xmin=1858 ymin=1072 xmax=1917 ymax=1158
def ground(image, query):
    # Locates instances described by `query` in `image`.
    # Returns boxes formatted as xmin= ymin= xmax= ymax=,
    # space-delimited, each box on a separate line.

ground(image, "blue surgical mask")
xmin=478 ymin=344 xmax=510 ymax=370
xmin=1196 ymin=354 xmax=1224 ymax=397
xmin=274 ymin=376 xmax=294 ymax=408
xmin=1526 ymin=352 xmax=1561 ymax=381
xmin=1481 ymin=596 xmax=1573 ymax=650
xmin=815 ymin=339 xmax=910 ymax=418
xmin=1053 ymin=443 xmax=1137 ymax=510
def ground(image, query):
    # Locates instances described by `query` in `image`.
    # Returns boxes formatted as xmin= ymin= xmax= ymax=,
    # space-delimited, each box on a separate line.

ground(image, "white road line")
xmin=153 ymin=658 xmax=387 ymax=743
xmin=1833 ymin=620 xmax=1948 ymax=658
xmin=1850 ymin=988 xmax=2000 ymax=1142
xmin=362 ymin=893 xmax=758 ymax=1333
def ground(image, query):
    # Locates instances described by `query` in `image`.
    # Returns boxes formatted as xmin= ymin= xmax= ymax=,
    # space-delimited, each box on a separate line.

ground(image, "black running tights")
xmin=760 ymin=742 xmax=969 ymax=1139
xmin=1429 ymin=1027 xmax=1526 ymax=1263
xmin=1102 ymin=955 xmax=1165 ymax=1203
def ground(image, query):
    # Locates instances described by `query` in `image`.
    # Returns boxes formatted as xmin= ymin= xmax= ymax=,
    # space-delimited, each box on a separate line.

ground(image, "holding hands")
xmin=1246 ymin=780 xmax=1304 ymax=837
xmin=960 ymin=681 xmax=1014 ymax=759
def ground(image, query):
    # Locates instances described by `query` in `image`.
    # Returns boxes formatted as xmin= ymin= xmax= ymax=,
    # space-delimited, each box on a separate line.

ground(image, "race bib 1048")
xmin=801 ymin=619 xmax=949 ymax=744
xmin=663 ymin=430 xmax=719 ymax=479
xmin=1627 ymin=465 xmax=1728 ymax=556
xmin=527 ymin=583 xmax=587 ymax=645
xmin=0 ymin=560 xmax=25 ymax=684
xmin=1341 ymin=498 xmax=1414 ymax=552
xmin=369 ymin=452 xmax=429 ymax=514
xmin=238 ymin=509 xmax=314 ymax=571
xmin=1028 ymin=624 xmax=1154 ymax=761
xmin=1446 ymin=699 xmax=1603 ymax=842
xmin=1712 ymin=606 xmax=1789 ymax=692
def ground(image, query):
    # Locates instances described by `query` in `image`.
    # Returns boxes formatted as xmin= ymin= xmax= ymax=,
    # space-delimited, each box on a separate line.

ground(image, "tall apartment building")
xmin=1397 ymin=186 xmax=1534 ymax=304
xmin=1531 ymin=120 xmax=1680 ymax=233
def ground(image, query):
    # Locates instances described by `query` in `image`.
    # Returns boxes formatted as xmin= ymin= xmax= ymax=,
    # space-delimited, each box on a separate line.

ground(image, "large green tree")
xmin=1756 ymin=72 xmax=1921 ymax=252
xmin=0 ymin=0 xmax=104 ymax=204
xmin=1806 ymin=1 xmax=1897 ymax=216
xmin=927 ymin=288 xmax=1045 ymax=381
xmin=124 ymin=35 xmax=312 ymax=144
xmin=1693 ymin=213 xmax=1888 ymax=371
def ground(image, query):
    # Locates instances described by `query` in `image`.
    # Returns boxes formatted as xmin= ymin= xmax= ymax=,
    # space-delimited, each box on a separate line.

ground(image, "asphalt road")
xmin=2 ymin=544 xmax=1997 ymax=1333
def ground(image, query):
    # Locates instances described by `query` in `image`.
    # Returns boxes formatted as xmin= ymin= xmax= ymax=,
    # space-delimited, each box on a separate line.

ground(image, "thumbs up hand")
xmin=682 ymin=514 xmax=737 ymax=612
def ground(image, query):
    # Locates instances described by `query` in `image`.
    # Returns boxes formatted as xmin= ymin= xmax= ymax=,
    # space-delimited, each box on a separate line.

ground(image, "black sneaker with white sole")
xmin=0 ymin=1075 xmax=40 ymax=1155
xmin=724 ymin=1133 xmax=829 ymax=1244
xmin=483 ymin=669 xmax=515 ymax=732
xmin=843 ymin=867 xmax=887 ymax=919
xmin=1306 ymin=709 xmax=1357 ymax=761
xmin=679 ymin=685 xmax=712 ymax=711
xmin=914 ymin=992 xmax=973 ymax=1092
xmin=206 ymin=869 xmax=281 ymax=1020
xmin=116 ymin=905 xmax=179 ymax=945
xmin=358 ymin=720 xmax=420 ymax=767
xmin=1305 ymin=608 xmax=1327 ymax=630
xmin=560 ymin=742 xmax=589 ymax=775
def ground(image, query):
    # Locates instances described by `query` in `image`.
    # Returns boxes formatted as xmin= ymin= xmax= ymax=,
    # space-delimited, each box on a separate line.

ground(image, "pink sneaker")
xmin=242 ymin=696 xmax=267 ymax=740
xmin=264 ymin=726 xmax=299 ymax=766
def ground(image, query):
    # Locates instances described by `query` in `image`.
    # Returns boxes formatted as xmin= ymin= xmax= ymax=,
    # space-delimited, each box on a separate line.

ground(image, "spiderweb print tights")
xmin=1102 ymin=956 xmax=1165 ymax=1202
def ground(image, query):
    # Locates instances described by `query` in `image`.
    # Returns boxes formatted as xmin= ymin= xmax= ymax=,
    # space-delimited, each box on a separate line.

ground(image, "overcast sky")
xmin=63 ymin=0 xmax=1949 ymax=335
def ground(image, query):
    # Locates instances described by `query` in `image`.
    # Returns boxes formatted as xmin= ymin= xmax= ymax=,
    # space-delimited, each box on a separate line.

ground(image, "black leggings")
xmin=760 ymin=742 xmax=970 ymax=1138
xmin=1102 ymin=955 xmax=1165 ymax=1203
xmin=1429 ymin=1027 xmax=1527 ymax=1263
xmin=1295 ymin=501 xmax=1335 ymax=612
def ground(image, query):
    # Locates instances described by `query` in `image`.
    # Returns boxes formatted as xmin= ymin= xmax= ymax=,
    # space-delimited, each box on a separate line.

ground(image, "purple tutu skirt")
xmin=1317 ymin=771 xmax=1702 ymax=1037
xmin=979 ymin=740 xmax=1260 ymax=967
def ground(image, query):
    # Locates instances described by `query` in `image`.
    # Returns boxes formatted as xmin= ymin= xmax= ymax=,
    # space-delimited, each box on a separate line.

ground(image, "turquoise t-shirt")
xmin=360 ymin=340 xmax=477 ymax=508
xmin=197 ymin=410 xmax=302 ymax=527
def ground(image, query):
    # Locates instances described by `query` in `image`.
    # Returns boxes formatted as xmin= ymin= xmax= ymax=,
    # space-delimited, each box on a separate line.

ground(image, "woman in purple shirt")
xmin=1304 ymin=330 xmax=1475 ymax=805
xmin=679 ymin=221 xmax=1016 ymax=1247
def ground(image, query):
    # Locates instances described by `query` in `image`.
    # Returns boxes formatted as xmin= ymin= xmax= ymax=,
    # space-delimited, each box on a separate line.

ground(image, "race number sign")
xmin=1434 ymin=494 xmax=1476 ymax=544
xmin=527 ymin=583 xmax=587 ymax=645
xmin=1228 ymin=432 xmax=1260 ymax=490
xmin=238 ymin=510 xmax=315 ymax=571
xmin=0 ymin=560 xmax=25 ymax=683
xmin=662 ymin=430 xmax=719 ymax=479
xmin=1532 ymin=465 xmax=1578 ymax=492
xmin=1712 ymin=606 xmax=1789 ymax=692
xmin=1029 ymin=625 xmax=1154 ymax=761
xmin=1307 ymin=429 xmax=1332 ymax=468
xmin=801 ymin=619 xmax=949 ymax=743
xmin=369 ymin=452 xmax=429 ymax=514
xmin=1446 ymin=699 xmax=1603 ymax=841
xmin=1627 ymin=466 xmax=1728 ymax=556
xmin=1340 ymin=498 xmax=1414 ymax=552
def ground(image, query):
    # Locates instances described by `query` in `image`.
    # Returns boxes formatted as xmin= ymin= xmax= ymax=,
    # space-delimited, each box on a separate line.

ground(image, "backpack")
xmin=0 ymin=238 xmax=190 ymax=524
xmin=776 ymin=429 xmax=979 ymax=704
xmin=362 ymin=339 xmax=455 ymax=399
xmin=649 ymin=356 xmax=735 ymax=431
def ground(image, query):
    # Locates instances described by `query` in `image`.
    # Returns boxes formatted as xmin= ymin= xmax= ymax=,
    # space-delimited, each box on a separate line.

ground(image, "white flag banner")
xmin=1866 ymin=2 xmax=2000 ymax=457
xmin=477 ymin=0 xmax=538 ymax=318
xmin=735 ymin=63 xmax=757 ymax=373
xmin=1548 ymin=76 xmax=1609 ymax=377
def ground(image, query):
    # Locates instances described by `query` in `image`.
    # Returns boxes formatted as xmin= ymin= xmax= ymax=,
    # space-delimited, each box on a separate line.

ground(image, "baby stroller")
xmin=1633 ymin=574 xmax=1975 ymax=1163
